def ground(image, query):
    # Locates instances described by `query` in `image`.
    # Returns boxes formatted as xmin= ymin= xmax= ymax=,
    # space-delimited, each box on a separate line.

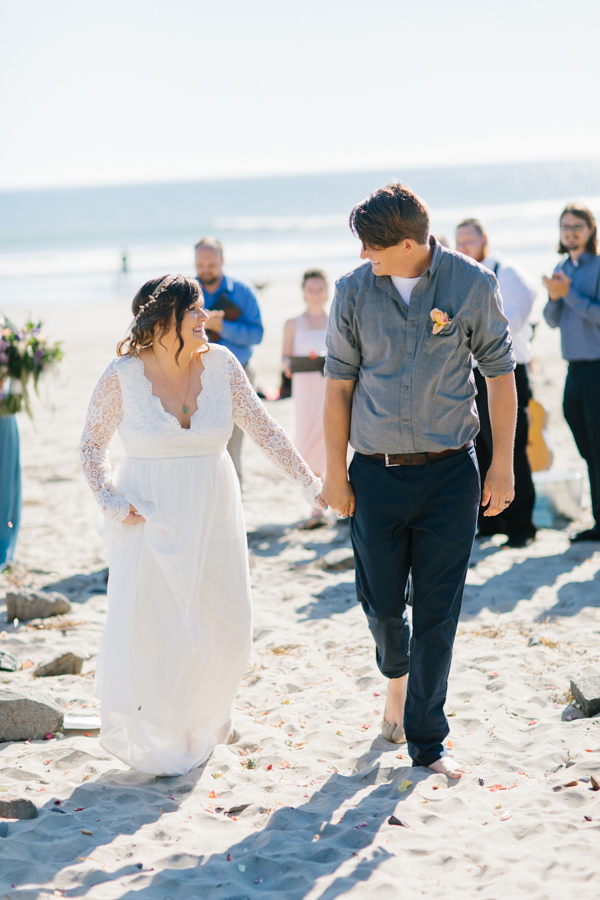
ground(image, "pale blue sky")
xmin=1 ymin=0 xmax=599 ymax=190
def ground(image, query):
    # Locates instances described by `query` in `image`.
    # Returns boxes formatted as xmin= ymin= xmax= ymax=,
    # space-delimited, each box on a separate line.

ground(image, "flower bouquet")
xmin=0 ymin=316 xmax=63 ymax=418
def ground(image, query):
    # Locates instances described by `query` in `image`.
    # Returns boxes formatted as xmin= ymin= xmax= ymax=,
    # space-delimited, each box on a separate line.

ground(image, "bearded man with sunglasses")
xmin=543 ymin=203 xmax=600 ymax=542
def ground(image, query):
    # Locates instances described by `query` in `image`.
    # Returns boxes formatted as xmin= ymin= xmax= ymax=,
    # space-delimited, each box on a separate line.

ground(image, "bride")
xmin=80 ymin=274 xmax=325 ymax=776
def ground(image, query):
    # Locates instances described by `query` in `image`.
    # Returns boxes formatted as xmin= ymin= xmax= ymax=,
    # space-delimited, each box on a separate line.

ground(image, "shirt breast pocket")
xmin=422 ymin=319 xmax=462 ymax=357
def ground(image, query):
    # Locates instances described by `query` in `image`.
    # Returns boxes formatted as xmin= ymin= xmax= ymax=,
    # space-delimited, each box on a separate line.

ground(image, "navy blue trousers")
xmin=563 ymin=360 xmax=600 ymax=530
xmin=349 ymin=447 xmax=480 ymax=767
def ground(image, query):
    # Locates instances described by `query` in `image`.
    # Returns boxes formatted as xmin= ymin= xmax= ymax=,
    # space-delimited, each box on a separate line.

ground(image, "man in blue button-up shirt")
xmin=195 ymin=237 xmax=264 ymax=481
xmin=543 ymin=203 xmax=600 ymax=542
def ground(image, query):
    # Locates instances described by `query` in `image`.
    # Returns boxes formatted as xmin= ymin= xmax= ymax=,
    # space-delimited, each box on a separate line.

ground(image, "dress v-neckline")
xmin=134 ymin=353 xmax=209 ymax=431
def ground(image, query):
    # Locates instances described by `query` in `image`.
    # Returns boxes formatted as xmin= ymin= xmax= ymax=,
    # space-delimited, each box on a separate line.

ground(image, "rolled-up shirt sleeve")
xmin=469 ymin=275 xmax=516 ymax=378
xmin=324 ymin=287 xmax=360 ymax=381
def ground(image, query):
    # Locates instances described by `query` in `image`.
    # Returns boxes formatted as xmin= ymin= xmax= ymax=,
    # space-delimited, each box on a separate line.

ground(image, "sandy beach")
xmin=1 ymin=277 xmax=600 ymax=900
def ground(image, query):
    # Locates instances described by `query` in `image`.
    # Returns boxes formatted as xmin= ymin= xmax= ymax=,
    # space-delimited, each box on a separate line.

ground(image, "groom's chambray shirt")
xmin=324 ymin=237 xmax=515 ymax=455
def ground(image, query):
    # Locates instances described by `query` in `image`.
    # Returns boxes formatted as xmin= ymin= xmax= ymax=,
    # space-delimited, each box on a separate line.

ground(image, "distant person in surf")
xmin=456 ymin=218 xmax=537 ymax=548
xmin=543 ymin=203 xmax=600 ymax=543
xmin=195 ymin=236 xmax=264 ymax=483
xmin=282 ymin=269 xmax=329 ymax=528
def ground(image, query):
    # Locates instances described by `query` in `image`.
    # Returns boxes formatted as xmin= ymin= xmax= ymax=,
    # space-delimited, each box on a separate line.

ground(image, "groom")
xmin=322 ymin=182 xmax=517 ymax=778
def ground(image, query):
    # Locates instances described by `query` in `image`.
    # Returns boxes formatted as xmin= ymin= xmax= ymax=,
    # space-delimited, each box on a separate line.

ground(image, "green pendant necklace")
xmin=152 ymin=348 xmax=193 ymax=416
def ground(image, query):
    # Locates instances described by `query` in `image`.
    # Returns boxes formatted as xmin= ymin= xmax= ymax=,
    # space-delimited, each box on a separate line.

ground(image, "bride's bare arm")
xmin=79 ymin=364 xmax=142 ymax=523
xmin=227 ymin=353 xmax=324 ymax=505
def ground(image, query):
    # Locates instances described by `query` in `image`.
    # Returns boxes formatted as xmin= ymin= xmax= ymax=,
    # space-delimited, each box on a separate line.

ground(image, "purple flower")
xmin=0 ymin=352 xmax=8 ymax=364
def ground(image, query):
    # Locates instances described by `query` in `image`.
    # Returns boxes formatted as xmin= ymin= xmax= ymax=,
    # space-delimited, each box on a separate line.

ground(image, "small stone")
xmin=321 ymin=548 xmax=355 ymax=571
xmin=0 ymin=798 xmax=38 ymax=819
xmin=388 ymin=815 xmax=408 ymax=827
xmin=34 ymin=653 xmax=84 ymax=678
xmin=5 ymin=590 xmax=70 ymax=623
xmin=570 ymin=677 xmax=600 ymax=718
xmin=0 ymin=689 xmax=64 ymax=741
xmin=590 ymin=775 xmax=600 ymax=791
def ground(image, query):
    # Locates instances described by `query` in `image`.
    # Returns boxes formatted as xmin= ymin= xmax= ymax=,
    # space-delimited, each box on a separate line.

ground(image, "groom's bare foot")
xmin=382 ymin=675 xmax=408 ymax=742
xmin=428 ymin=754 xmax=470 ymax=779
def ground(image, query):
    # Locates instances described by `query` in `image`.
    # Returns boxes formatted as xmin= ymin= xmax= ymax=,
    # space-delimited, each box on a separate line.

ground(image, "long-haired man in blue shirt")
xmin=543 ymin=203 xmax=600 ymax=542
xmin=195 ymin=236 xmax=264 ymax=482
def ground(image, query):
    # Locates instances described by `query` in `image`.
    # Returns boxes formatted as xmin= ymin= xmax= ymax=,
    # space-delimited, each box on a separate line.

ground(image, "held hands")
xmin=314 ymin=493 xmax=328 ymax=512
xmin=123 ymin=504 xmax=146 ymax=525
xmin=321 ymin=477 xmax=356 ymax=518
xmin=542 ymin=270 xmax=572 ymax=301
xmin=481 ymin=462 xmax=514 ymax=517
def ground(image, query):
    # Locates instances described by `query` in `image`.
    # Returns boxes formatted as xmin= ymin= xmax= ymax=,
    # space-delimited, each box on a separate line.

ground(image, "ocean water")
xmin=1 ymin=159 xmax=599 ymax=309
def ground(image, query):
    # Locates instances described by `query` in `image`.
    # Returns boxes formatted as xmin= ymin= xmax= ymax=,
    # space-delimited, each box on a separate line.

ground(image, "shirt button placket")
xmin=403 ymin=299 xmax=419 ymax=450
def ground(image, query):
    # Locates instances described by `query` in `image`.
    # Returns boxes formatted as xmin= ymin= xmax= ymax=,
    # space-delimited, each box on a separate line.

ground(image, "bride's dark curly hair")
xmin=117 ymin=274 xmax=205 ymax=363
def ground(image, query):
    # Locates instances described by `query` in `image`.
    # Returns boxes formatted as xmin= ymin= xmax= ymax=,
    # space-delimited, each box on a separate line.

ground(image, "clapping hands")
xmin=542 ymin=270 xmax=571 ymax=300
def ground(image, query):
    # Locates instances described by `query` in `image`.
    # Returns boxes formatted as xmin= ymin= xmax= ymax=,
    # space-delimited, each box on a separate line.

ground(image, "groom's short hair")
xmin=350 ymin=181 xmax=430 ymax=249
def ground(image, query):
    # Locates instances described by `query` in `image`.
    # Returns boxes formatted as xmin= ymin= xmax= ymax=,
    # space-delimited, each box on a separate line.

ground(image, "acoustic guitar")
xmin=527 ymin=398 xmax=553 ymax=472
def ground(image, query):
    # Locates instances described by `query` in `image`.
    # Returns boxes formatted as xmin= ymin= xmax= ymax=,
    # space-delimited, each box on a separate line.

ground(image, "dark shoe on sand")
xmin=570 ymin=529 xmax=600 ymax=543
xmin=502 ymin=534 xmax=535 ymax=549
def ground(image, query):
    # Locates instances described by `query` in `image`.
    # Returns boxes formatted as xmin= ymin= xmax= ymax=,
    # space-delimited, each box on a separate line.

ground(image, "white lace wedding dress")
xmin=80 ymin=345 xmax=321 ymax=776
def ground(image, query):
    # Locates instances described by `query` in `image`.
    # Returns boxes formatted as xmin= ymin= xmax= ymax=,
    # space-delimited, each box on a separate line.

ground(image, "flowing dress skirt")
xmin=96 ymin=450 xmax=252 ymax=776
xmin=0 ymin=415 xmax=21 ymax=569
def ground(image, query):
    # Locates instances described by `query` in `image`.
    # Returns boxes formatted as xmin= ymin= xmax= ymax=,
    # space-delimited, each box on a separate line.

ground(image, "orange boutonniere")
xmin=430 ymin=308 xmax=451 ymax=334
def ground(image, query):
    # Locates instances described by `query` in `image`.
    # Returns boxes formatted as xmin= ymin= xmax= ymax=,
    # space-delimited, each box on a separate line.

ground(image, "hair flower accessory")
xmin=430 ymin=308 xmax=451 ymax=335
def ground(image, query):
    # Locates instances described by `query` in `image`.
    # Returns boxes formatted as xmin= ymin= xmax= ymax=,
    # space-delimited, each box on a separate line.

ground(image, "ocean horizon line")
xmin=1 ymin=155 xmax=600 ymax=199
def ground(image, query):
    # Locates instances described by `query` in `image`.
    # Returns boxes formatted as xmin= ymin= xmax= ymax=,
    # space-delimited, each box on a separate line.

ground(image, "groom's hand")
xmin=481 ymin=462 xmax=514 ymax=517
xmin=321 ymin=477 xmax=356 ymax=517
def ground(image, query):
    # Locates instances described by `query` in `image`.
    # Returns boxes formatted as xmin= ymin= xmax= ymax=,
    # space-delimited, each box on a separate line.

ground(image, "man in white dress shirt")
xmin=456 ymin=218 xmax=537 ymax=547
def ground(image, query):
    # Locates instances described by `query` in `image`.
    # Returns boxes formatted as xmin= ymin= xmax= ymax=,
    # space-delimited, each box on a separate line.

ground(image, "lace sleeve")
xmin=227 ymin=353 xmax=322 ymax=504
xmin=79 ymin=364 xmax=130 ymax=522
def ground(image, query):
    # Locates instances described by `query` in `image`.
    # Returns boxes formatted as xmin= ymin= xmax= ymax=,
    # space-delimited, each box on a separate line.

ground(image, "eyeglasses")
xmin=560 ymin=223 xmax=586 ymax=232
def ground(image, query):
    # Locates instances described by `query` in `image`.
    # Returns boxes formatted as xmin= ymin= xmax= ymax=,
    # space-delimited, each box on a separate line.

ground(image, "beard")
xmin=198 ymin=274 xmax=220 ymax=289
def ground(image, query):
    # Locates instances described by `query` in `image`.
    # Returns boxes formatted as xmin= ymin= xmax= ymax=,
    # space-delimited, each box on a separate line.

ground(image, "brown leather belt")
xmin=362 ymin=441 xmax=473 ymax=467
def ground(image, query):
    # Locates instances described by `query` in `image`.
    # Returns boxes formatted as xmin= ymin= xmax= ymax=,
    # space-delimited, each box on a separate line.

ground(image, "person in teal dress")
xmin=0 ymin=380 xmax=21 ymax=569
